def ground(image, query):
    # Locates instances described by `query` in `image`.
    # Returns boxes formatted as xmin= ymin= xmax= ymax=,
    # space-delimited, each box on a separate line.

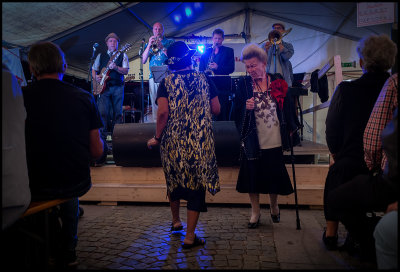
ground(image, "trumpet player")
xmin=260 ymin=22 xmax=294 ymax=87
xmin=142 ymin=22 xmax=174 ymax=122
xmin=199 ymin=28 xmax=234 ymax=121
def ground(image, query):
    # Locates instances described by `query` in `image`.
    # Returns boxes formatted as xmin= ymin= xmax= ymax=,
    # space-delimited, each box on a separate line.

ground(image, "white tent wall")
xmin=65 ymin=66 xmax=92 ymax=80
xmin=176 ymin=12 xmax=365 ymax=146
xmin=192 ymin=12 xmax=361 ymax=76
xmin=127 ymin=11 xmax=363 ymax=79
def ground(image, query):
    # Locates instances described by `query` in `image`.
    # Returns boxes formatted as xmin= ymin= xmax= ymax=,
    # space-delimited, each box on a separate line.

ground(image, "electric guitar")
xmin=93 ymin=43 xmax=132 ymax=95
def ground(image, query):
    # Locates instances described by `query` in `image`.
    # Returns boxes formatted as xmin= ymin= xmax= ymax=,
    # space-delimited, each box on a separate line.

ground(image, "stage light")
xmin=197 ymin=44 xmax=205 ymax=54
xmin=185 ymin=7 xmax=192 ymax=17
xmin=174 ymin=14 xmax=181 ymax=23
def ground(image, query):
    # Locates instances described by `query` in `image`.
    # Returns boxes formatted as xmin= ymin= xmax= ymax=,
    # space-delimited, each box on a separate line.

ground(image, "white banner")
xmin=357 ymin=2 xmax=395 ymax=27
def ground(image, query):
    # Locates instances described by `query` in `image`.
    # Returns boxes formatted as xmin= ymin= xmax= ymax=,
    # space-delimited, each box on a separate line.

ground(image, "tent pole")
xmin=139 ymin=40 xmax=145 ymax=123
xmin=244 ymin=9 xmax=251 ymax=43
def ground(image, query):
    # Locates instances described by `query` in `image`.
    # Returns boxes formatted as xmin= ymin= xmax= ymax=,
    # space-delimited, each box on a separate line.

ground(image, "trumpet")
xmin=259 ymin=27 xmax=292 ymax=46
xmin=151 ymin=36 xmax=161 ymax=54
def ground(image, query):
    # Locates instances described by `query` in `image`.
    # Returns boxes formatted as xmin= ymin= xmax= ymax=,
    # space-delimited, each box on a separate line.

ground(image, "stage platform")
xmin=81 ymin=140 xmax=330 ymax=206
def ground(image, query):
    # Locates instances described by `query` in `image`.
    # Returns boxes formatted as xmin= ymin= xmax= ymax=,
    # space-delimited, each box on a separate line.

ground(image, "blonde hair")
xmin=356 ymin=34 xmax=397 ymax=73
xmin=28 ymin=42 xmax=66 ymax=77
xmin=240 ymin=43 xmax=267 ymax=64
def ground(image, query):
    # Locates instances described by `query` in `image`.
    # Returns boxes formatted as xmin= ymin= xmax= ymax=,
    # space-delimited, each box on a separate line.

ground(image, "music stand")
xmin=151 ymin=65 xmax=169 ymax=83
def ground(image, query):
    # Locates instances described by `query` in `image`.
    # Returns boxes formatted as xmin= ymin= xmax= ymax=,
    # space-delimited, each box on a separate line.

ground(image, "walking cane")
xmin=289 ymin=127 xmax=301 ymax=230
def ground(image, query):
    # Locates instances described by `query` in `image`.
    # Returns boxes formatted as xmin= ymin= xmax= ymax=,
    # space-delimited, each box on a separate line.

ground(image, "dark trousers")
xmin=326 ymin=173 xmax=397 ymax=251
xmin=323 ymin=157 xmax=368 ymax=220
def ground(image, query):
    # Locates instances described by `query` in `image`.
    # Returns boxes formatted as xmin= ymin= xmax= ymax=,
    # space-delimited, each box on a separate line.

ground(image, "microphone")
xmin=139 ymin=38 xmax=145 ymax=55
xmin=91 ymin=43 xmax=99 ymax=60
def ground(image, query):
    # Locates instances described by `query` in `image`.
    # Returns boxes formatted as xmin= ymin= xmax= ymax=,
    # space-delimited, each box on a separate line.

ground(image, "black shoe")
xmin=322 ymin=230 xmax=338 ymax=250
xmin=248 ymin=215 xmax=261 ymax=229
xmin=270 ymin=212 xmax=280 ymax=223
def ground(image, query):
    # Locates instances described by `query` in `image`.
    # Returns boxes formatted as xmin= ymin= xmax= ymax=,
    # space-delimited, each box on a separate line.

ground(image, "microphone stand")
xmin=88 ymin=45 xmax=97 ymax=95
xmin=139 ymin=39 xmax=145 ymax=123
xmin=272 ymin=42 xmax=277 ymax=74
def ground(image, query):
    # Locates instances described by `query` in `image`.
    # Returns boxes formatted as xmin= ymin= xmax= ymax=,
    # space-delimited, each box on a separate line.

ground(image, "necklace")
xmin=252 ymin=75 xmax=270 ymax=94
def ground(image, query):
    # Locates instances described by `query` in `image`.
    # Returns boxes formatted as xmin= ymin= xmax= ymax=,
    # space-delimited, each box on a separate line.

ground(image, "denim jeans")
xmin=58 ymin=197 xmax=79 ymax=251
xmin=97 ymin=84 xmax=124 ymax=139
xmin=374 ymin=211 xmax=398 ymax=269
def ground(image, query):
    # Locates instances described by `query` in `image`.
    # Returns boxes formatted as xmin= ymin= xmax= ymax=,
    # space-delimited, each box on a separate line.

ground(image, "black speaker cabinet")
xmin=112 ymin=121 xmax=240 ymax=167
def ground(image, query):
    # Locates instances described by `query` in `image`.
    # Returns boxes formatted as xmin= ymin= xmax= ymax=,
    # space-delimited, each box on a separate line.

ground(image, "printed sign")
xmin=357 ymin=2 xmax=395 ymax=27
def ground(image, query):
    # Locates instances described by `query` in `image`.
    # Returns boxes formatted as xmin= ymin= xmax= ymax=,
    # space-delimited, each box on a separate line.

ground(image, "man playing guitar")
xmin=91 ymin=32 xmax=129 ymax=163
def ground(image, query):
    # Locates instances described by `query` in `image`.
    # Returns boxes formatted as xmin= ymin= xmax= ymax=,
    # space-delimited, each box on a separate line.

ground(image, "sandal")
xmin=170 ymin=222 xmax=183 ymax=231
xmin=181 ymin=235 xmax=206 ymax=249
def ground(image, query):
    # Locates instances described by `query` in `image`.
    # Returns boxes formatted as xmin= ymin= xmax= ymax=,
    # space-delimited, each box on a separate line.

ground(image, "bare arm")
xmin=89 ymin=129 xmax=104 ymax=159
xmin=108 ymin=53 xmax=129 ymax=75
xmin=92 ymin=54 xmax=101 ymax=82
xmin=142 ymin=36 xmax=156 ymax=64
xmin=147 ymin=97 xmax=169 ymax=148
xmin=155 ymin=97 xmax=169 ymax=138
xmin=113 ymin=66 xmax=129 ymax=75
xmin=91 ymin=68 xmax=100 ymax=83
xmin=210 ymin=96 xmax=220 ymax=116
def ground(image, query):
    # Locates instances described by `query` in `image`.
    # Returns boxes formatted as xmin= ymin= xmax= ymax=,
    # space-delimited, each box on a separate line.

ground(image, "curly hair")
xmin=240 ymin=43 xmax=268 ymax=64
xmin=28 ymin=42 xmax=66 ymax=77
xmin=356 ymin=34 xmax=397 ymax=73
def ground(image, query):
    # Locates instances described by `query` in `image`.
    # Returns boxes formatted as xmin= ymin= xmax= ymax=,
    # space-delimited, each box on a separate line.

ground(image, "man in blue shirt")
xmin=142 ymin=22 xmax=174 ymax=122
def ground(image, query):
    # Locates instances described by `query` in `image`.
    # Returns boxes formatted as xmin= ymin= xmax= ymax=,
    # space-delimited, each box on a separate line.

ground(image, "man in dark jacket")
xmin=200 ymin=28 xmax=235 ymax=121
xmin=23 ymin=41 xmax=104 ymax=266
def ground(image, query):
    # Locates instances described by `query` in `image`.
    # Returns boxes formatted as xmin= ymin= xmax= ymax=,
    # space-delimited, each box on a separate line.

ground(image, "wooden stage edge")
xmin=81 ymin=165 xmax=328 ymax=206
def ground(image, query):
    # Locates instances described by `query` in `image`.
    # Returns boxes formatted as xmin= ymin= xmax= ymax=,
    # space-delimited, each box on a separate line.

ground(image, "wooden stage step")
xmin=283 ymin=140 xmax=329 ymax=155
xmin=81 ymin=164 xmax=328 ymax=206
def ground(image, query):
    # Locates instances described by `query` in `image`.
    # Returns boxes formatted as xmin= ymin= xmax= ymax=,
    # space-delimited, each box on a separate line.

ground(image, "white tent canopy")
xmin=2 ymin=2 xmax=397 ymax=79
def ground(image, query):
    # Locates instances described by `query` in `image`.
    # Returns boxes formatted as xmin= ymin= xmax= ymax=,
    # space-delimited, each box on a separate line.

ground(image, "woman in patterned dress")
xmin=232 ymin=44 xmax=300 ymax=228
xmin=147 ymin=41 xmax=220 ymax=248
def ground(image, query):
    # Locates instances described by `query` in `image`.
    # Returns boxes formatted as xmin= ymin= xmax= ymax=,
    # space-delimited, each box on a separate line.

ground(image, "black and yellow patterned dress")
xmin=156 ymin=70 xmax=220 ymax=212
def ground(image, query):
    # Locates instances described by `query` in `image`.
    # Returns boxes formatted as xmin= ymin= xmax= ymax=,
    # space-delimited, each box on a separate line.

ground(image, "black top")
xmin=325 ymin=72 xmax=390 ymax=163
xmin=199 ymin=45 xmax=235 ymax=75
xmin=22 ymin=79 xmax=103 ymax=200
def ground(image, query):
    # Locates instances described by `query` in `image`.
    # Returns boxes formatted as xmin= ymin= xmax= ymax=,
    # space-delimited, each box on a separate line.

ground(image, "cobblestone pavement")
xmin=76 ymin=203 xmax=377 ymax=270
